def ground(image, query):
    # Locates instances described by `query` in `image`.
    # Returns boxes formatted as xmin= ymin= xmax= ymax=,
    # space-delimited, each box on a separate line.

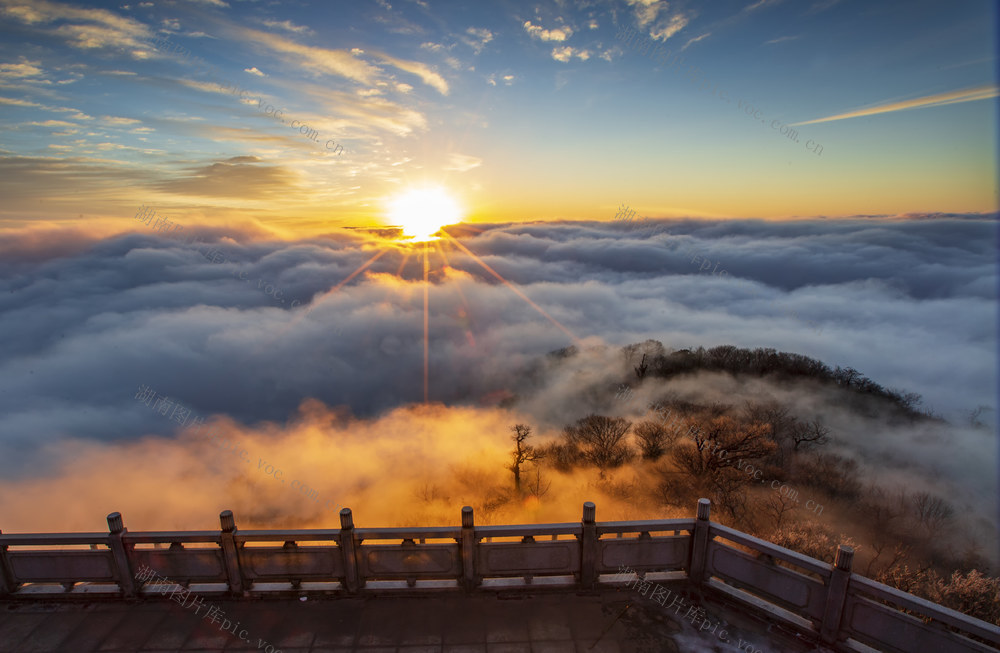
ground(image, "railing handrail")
xmin=850 ymin=574 xmax=1000 ymax=643
xmin=709 ymin=522 xmax=834 ymax=576
xmin=1 ymin=502 xmax=997 ymax=652
xmin=0 ymin=533 xmax=110 ymax=546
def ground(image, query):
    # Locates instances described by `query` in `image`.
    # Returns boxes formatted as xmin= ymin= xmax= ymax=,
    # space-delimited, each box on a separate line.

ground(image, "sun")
xmin=386 ymin=186 xmax=463 ymax=241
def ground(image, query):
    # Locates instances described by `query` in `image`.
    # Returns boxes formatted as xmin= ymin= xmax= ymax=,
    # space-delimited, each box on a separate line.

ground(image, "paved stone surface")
xmin=1 ymin=588 xmax=825 ymax=653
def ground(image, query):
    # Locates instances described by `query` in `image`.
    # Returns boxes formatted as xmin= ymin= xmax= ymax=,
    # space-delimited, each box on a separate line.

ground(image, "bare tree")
xmin=415 ymin=483 xmax=445 ymax=503
xmin=763 ymin=492 xmax=799 ymax=531
xmin=508 ymin=424 xmax=542 ymax=492
xmin=707 ymin=468 xmax=753 ymax=524
xmin=835 ymin=366 xmax=862 ymax=388
xmin=741 ymin=401 xmax=796 ymax=469
xmin=742 ymin=401 xmax=791 ymax=439
xmin=858 ymin=484 xmax=908 ymax=560
xmin=969 ymin=405 xmax=992 ymax=428
xmin=633 ymin=420 xmax=677 ymax=460
xmin=564 ymin=414 xmax=633 ymax=472
xmin=794 ymin=452 xmax=862 ymax=499
xmin=912 ymin=492 xmax=955 ymax=533
xmin=634 ymin=353 xmax=648 ymax=379
xmin=866 ymin=541 xmax=911 ymax=578
xmin=791 ymin=419 xmax=831 ymax=452
xmin=621 ymin=343 xmax=641 ymax=366
xmin=673 ymin=415 xmax=776 ymax=477
xmin=524 ymin=465 xmax=551 ymax=499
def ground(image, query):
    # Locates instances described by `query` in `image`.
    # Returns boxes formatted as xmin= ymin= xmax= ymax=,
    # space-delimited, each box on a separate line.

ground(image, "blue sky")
xmin=0 ymin=0 xmax=996 ymax=233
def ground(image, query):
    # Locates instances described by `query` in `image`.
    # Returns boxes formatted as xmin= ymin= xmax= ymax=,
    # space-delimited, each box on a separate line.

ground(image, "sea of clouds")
xmin=0 ymin=215 xmax=995 ymax=533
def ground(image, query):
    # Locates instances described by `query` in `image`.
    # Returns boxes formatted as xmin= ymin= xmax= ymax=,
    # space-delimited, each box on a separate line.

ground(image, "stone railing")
xmin=1 ymin=500 xmax=997 ymax=652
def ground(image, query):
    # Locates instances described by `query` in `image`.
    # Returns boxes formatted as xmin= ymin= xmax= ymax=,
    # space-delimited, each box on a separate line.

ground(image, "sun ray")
xmin=254 ymin=247 xmax=391 ymax=355
xmin=395 ymin=251 xmax=412 ymax=277
xmin=441 ymin=230 xmax=581 ymax=345
xmin=430 ymin=239 xmax=480 ymax=348
xmin=451 ymin=224 xmax=487 ymax=235
xmin=423 ymin=243 xmax=430 ymax=404
xmin=433 ymin=239 xmax=453 ymax=268
xmin=313 ymin=247 xmax=392 ymax=307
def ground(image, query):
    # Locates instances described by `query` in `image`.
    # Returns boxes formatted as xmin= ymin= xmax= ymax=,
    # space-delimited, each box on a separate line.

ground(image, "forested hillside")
xmin=496 ymin=342 xmax=999 ymax=625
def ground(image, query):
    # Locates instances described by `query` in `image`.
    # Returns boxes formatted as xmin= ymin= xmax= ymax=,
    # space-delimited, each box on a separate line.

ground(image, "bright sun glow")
xmin=387 ymin=186 xmax=463 ymax=241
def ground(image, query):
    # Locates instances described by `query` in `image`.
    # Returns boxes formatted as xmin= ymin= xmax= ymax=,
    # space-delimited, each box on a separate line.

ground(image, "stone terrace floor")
xmin=1 ymin=586 xmax=831 ymax=653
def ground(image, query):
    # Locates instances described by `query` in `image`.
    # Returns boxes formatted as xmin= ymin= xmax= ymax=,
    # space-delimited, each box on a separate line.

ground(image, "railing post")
xmin=219 ymin=510 xmax=244 ymax=596
xmin=339 ymin=508 xmax=360 ymax=593
xmin=820 ymin=544 xmax=854 ymax=645
xmin=688 ymin=498 xmax=711 ymax=586
xmin=107 ymin=512 xmax=136 ymax=598
xmin=461 ymin=506 xmax=477 ymax=592
xmin=0 ymin=529 xmax=14 ymax=596
xmin=581 ymin=502 xmax=597 ymax=589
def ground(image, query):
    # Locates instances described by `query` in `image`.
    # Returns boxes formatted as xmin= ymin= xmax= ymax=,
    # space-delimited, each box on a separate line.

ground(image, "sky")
xmin=0 ymin=0 xmax=997 ymax=539
xmin=0 ymin=0 xmax=996 ymax=232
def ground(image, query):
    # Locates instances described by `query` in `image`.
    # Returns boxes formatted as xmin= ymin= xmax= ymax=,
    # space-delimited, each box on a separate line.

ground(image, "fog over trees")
xmin=500 ymin=342 xmax=999 ymax=625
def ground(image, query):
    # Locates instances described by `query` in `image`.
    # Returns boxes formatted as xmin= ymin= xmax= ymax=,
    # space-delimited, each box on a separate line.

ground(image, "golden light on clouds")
xmin=0 ymin=400 xmax=664 ymax=533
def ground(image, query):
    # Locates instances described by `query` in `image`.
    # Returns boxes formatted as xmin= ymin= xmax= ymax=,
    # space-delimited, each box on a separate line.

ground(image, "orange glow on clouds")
xmin=0 ymin=400 xmax=671 ymax=533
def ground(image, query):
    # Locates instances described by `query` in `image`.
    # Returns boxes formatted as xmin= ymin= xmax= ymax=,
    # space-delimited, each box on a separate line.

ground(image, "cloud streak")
xmin=792 ymin=83 xmax=999 ymax=126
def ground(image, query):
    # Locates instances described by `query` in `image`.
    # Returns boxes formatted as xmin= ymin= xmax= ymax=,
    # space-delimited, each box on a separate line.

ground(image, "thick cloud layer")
xmin=0 ymin=216 xmax=996 ymax=532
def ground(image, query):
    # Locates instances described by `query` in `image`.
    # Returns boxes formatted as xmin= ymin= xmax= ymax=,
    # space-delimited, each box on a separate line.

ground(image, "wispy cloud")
xmin=0 ymin=59 xmax=46 ymax=79
xmin=27 ymin=119 xmax=77 ymax=127
xmin=463 ymin=26 xmax=493 ymax=54
xmin=373 ymin=51 xmax=449 ymax=95
xmin=102 ymin=116 xmax=141 ymax=125
xmin=650 ymin=13 xmax=689 ymax=41
xmin=237 ymin=27 xmax=381 ymax=86
xmin=246 ymin=25 xmax=448 ymax=94
xmin=681 ymin=32 xmax=711 ymax=51
xmin=791 ymin=83 xmax=999 ymax=126
xmin=443 ymin=153 xmax=481 ymax=172
xmin=0 ymin=0 xmax=152 ymax=49
xmin=764 ymin=35 xmax=799 ymax=45
xmin=0 ymin=97 xmax=42 ymax=107
xmin=746 ymin=0 xmax=784 ymax=11
xmin=260 ymin=19 xmax=310 ymax=34
xmin=937 ymin=56 xmax=996 ymax=71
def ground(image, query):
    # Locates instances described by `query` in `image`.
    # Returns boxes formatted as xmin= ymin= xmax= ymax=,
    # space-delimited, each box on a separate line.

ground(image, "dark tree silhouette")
xmin=791 ymin=419 xmax=831 ymax=451
xmin=508 ymin=423 xmax=541 ymax=492
xmin=602 ymin=342 xmax=927 ymax=418
xmin=633 ymin=420 xmax=676 ymax=460
xmin=563 ymin=414 xmax=633 ymax=472
xmin=673 ymin=415 xmax=776 ymax=477
xmin=634 ymin=353 xmax=648 ymax=379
